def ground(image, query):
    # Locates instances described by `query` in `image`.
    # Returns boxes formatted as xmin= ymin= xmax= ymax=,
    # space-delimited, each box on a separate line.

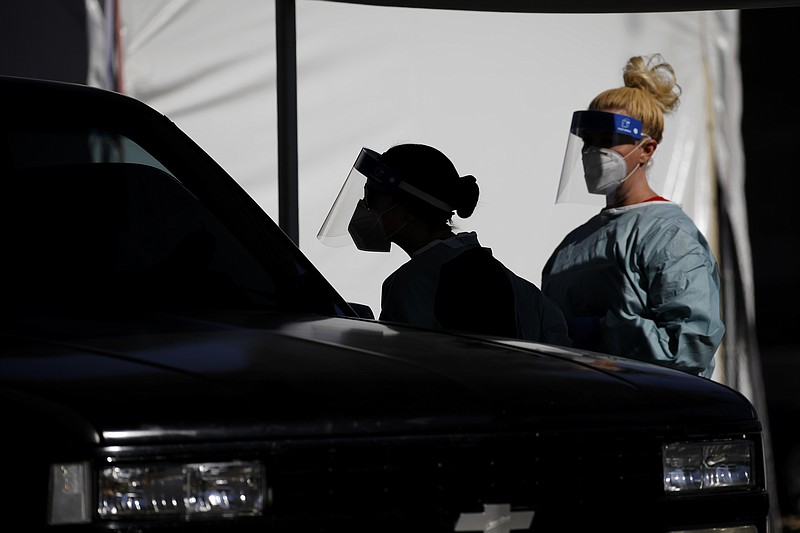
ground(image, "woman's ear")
xmin=640 ymin=139 xmax=658 ymax=162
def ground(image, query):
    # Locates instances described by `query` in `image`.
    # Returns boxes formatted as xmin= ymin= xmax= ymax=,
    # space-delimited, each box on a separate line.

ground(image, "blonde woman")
xmin=542 ymin=54 xmax=724 ymax=377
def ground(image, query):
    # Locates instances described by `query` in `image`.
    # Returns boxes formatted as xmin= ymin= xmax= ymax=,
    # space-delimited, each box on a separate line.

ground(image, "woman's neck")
xmin=606 ymin=172 xmax=657 ymax=208
xmin=397 ymin=225 xmax=455 ymax=256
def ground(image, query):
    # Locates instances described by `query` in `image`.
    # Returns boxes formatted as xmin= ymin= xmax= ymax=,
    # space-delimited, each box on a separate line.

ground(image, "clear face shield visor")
xmin=316 ymin=147 xmax=453 ymax=247
xmin=555 ymin=110 xmax=644 ymax=206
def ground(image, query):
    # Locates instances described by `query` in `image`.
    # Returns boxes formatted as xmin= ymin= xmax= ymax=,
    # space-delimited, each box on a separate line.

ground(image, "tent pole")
xmin=275 ymin=0 xmax=299 ymax=245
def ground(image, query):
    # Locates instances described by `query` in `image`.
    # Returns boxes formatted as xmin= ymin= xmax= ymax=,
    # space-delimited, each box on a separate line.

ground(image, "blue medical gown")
xmin=380 ymin=232 xmax=571 ymax=346
xmin=541 ymin=201 xmax=724 ymax=377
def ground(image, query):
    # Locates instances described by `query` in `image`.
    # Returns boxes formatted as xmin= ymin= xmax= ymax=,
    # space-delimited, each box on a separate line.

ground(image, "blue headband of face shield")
xmin=570 ymin=110 xmax=644 ymax=148
xmin=354 ymin=148 xmax=454 ymax=213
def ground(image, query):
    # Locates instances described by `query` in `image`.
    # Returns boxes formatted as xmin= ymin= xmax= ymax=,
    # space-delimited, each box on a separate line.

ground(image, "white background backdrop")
xmin=120 ymin=1 xmax=734 ymax=317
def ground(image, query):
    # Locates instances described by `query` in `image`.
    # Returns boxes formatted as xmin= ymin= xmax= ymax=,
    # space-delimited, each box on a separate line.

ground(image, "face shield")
xmin=317 ymin=147 xmax=453 ymax=248
xmin=555 ymin=110 xmax=644 ymax=206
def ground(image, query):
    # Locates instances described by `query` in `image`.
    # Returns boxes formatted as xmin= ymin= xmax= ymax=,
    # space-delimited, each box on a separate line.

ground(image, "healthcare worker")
xmin=319 ymin=143 xmax=571 ymax=346
xmin=541 ymin=54 xmax=724 ymax=377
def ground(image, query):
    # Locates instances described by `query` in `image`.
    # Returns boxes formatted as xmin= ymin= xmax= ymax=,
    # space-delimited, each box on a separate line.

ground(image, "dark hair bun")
xmin=455 ymin=174 xmax=479 ymax=218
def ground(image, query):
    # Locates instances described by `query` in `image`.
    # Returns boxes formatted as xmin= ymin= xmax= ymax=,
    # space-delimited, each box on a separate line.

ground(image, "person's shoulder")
xmin=381 ymin=257 xmax=437 ymax=298
xmin=643 ymin=202 xmax=704 ymax=232
xmin=634 ymin=203 xmax=716 ymax=258
xmin=615 ymin=201 xmax=697 ymax=229
xmin=631 ymin=200 xmax=686 ymax=215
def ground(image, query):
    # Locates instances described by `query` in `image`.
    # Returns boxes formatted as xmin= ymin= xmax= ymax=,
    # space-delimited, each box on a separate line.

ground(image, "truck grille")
xmin=267 ymin=430 xmax=661 ymax=530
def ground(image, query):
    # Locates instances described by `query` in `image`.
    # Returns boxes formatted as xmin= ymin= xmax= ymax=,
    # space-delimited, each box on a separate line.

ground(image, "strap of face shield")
xmin=355 ymin=148 xmax=454 ymax=213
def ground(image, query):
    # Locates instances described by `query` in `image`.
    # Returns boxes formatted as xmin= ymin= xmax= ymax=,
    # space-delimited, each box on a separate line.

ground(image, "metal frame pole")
xmin=275 ymin=0 xmax=299 ymax=244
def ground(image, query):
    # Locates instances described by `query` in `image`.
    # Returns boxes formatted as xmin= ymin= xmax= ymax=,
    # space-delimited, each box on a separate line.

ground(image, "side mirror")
xmin=347 ymin=302 xmax=375 ymax=319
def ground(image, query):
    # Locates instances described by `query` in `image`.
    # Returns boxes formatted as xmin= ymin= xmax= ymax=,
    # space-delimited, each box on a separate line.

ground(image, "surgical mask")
xmin=347 ymin=199 xmax=397 ymax=252
xmin=581 ymin=140 xmax=645 ymax=194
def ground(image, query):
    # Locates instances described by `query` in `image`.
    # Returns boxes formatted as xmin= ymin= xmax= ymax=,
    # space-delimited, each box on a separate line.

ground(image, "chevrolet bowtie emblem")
xmin=454 ymin=504 xmax=534 ymax=532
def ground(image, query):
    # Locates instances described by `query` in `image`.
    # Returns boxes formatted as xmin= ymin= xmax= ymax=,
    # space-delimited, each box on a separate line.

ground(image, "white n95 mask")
xmin=581 ymin=142 xmax=643 ymax=195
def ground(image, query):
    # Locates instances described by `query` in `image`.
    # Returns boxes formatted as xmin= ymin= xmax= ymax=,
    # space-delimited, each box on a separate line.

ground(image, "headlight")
xmin=49 ymin=460 xmax=264 ymax=525
xmin=663 ymin=440 xmax=753 ymax=493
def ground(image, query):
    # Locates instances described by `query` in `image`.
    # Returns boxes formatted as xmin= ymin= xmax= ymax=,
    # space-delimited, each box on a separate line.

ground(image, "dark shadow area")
xmin=2 ymin=163 xmax=277 ymax=313
xmin=0 ymin=0 xmax=88 ymax=83
xmin=741 ymin=7 xmax=800 ymax=529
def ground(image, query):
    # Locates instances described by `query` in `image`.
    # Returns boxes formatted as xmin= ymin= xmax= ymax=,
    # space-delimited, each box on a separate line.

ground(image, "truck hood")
xmin=1 ymin=310 xmax=756 ymax=444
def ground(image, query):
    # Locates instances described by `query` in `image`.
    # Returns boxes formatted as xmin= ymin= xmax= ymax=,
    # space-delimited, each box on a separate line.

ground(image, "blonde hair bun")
xmin=623 ymin=54 xmax=681 ymax=115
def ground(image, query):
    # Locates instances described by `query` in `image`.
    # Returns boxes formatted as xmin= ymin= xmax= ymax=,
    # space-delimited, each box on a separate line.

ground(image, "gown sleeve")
xmin=602 ymin=220 xmax=725 ymax=376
